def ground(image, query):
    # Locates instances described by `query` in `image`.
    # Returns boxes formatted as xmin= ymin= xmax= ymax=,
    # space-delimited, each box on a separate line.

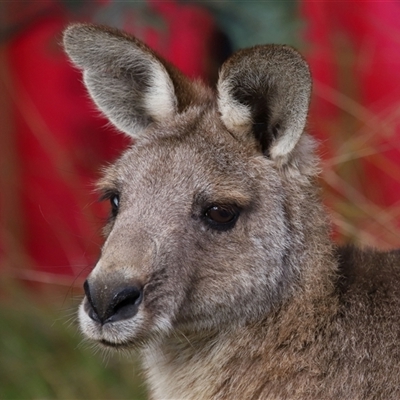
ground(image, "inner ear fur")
xmin=63 ymin=24 xmax=198 ymax=138
xmin=217 ymin=45 xmax=312 ymax=164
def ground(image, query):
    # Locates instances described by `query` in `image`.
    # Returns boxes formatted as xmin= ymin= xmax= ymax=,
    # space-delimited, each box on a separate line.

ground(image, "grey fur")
xmin=63 ymin=24 xmax=400 ymax=400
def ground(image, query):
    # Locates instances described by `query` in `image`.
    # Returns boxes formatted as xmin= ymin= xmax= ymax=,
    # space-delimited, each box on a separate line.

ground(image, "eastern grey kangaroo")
xmin=63 ymin=24 xmax=400 ymax=400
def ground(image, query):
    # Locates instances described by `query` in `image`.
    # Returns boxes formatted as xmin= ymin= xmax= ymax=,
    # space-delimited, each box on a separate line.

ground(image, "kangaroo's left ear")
xmin=217 ymin=45 xmax=312 ymax=165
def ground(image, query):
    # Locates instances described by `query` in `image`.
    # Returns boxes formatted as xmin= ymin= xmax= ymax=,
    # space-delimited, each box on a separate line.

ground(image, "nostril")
xmin=83 ymin=280 xmax=101 ymax=323
xmin=105 ymin=286 xmax=143 ymax=323
xmin=112 ymin=287 xmax=141 ymax=311
xmin=83 ymin=279 xmax=92 ymax=304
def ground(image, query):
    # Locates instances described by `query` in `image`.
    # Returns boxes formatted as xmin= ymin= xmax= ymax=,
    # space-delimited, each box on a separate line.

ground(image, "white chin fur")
xmin=78 ymin=302 xmax=143 ymax=345
xmin=78 ymin=301 xmax=173 ymax=347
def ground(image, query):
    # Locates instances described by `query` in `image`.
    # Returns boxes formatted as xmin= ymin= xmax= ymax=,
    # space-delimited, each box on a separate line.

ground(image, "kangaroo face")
xmin=64 ymin=24 xmax=313 ymax=349
xmin=80 ymin=111 xmax=293 ymax=348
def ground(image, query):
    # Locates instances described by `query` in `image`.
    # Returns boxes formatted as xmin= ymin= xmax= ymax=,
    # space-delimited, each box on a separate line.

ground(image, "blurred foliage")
xmin=93 ymin=1 xmax=167 ymax=36
xmin=0 ymin=281 xmax=146 ymax=400
xmin=0 ymin=1 xmax=95 ymax=42
xmin=185 ymin=0 xmax=302 ymax=49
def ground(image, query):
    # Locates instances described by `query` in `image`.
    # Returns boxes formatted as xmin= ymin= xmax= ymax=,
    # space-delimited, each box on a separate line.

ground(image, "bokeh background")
xmin=1 ymin=1 xmax=400 ymax=399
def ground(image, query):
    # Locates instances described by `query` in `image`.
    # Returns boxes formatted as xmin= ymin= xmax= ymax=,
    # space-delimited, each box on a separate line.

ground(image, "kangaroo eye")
xmin=204 ymin=205 xmax=240 ymax=231
xmin=110 ymin=194 xmax=119 ymax=216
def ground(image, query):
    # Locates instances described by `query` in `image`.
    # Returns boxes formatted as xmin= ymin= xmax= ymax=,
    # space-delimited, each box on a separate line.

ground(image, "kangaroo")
xmin=63 ymin=24 xmax=400 ymax=400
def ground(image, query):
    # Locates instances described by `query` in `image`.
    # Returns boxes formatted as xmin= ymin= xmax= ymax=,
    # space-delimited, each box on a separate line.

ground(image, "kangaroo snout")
xmin=83 ymin=279 xmax=143 ymax=325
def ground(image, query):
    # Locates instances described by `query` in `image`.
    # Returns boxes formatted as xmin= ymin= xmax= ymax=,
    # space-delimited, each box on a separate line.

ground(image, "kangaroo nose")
xmin=83 ymin=280 xmax=143 ymax=324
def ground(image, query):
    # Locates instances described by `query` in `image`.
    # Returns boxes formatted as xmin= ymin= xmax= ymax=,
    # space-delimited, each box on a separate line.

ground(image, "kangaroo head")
xmin=63 ymin=24 xmax=315 ymax=348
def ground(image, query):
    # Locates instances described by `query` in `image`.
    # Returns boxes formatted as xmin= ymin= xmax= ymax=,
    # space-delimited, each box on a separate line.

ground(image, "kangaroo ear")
xmin=217 ymin=45 xmax=312 ymax=164
xmin=63 ymin=24 xmax=194 ymax=138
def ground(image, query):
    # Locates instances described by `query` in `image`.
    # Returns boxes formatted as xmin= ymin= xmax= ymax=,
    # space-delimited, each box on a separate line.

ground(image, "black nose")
xmin=83 ymin=280 xmax=143 ymax=324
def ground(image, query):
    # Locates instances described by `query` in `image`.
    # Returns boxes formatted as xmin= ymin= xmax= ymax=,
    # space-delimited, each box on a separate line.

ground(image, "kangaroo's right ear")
xmin=63 ymin=24 xmax=195 ymax=138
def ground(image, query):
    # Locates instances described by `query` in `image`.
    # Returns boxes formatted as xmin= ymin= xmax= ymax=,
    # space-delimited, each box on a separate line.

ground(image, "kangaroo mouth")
xmin=99 ymin=338 xmax=136 ymax=349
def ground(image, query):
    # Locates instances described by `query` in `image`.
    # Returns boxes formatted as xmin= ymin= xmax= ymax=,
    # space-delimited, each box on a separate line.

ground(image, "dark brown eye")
xmin=204 ymin=205 xmax=240 ymax=231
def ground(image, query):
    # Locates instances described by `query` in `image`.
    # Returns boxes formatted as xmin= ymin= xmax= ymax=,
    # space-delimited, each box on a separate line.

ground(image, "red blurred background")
xmin=1 ymin=0 xmax=400 ymax=287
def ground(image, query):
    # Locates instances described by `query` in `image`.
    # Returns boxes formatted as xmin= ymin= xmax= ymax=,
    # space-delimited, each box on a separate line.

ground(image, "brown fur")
xmin=63 ymin=24 xmax=400 ymax=399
